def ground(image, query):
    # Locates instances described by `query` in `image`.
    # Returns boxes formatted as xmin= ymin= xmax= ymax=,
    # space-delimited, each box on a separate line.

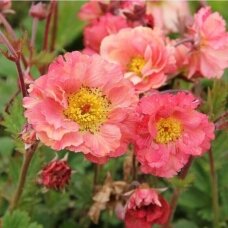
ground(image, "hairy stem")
xmin=9 ymin=143 xmax=38 ymax=212
xmin=208 ymin=149 xmax=220 ymax=228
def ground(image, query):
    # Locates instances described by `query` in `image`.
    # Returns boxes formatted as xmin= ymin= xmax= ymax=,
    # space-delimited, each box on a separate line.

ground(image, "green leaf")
xmin=174 ymin=219 xmax=198 ymax=228
xmin=0 ymin=137 xmax=14 ymax=157
xmin=202 ymin=80 xmax=228 ymax=120
xmin=2 ymin=210 xmax=43 ymax=228
xmin=56 ymin=2 xmax=85 ymax=50
xmin=1 ymin=98 xmax=25 ymax=153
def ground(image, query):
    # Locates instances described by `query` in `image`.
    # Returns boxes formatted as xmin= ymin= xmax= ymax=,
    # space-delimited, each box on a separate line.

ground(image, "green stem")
xmin=208 ymin=149 xmax=220 ymax=228
xmin=9 ymin=143 xmax=38 ymax=212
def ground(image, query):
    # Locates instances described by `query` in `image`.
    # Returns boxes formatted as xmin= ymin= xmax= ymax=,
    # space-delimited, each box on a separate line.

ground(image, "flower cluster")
xmin=21 ymin=0 xmax=228 ymax=225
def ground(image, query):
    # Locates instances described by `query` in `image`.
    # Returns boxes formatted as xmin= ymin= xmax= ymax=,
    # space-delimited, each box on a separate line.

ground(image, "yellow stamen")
xmin=155 ymin=117 xmax=182 ymax=144
xmin=128 ymin=56 xmax=146 ymax=76
xmin=63 ymin=87 xmax=110 ymax=133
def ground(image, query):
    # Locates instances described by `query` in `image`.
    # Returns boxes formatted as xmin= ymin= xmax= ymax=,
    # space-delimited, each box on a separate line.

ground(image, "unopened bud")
xmin=20 ymin=124 xmax=36 ymax=148
xmin=37 ymin=157 xmax=72 ymax=190
xmin=29 ymin=2 xmax=48 ymax=21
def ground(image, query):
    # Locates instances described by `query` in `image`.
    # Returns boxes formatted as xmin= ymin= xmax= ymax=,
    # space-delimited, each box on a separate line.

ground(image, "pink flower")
xmin=146 ymin=0 xmax=191 ymax=33
xmin=186 ymin=7 xmax=228 ymax=78
xmin=24 ymin=52 xmax=138 ymax=164
xmin=124 ymin=187 xmax=170 ymax=228
xmin=135 ymin=92 xmax=214 ymax=178
xmin=100 ymin=26 xmax=176 ymax=92
xmin=38 ymin=158 xmax=71 ymax=190
xmin=84 ymin=13 xmax=128 ymax=53
xmin=78 ymin=0 xmax=103 ymax=22
xmin=0 ymin=0 xmax=11 ymax=11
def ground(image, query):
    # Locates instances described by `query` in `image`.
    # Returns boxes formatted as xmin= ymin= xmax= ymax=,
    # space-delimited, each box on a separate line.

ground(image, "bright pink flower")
xmin=100 ymin=26 xmax=176 ymax=92
xmin=135 ymin=92 xmax=214 ymax=178
xmin=84 ymin=13 xmax=128 ymax=53
xmin=186 ymin=7 xmax=228 ymax=78
xmin=24 ymin=52 xmax=138 ymax=164
xmin=146 ymin=0 xmax=190 ymax=33
xmin=38 ymin=158 xmax=71 ymax=190
xmin=124 ymin=187 xmax=170 ymax=228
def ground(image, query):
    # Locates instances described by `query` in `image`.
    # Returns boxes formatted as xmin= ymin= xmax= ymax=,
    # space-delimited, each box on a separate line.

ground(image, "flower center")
xmin=155 ymin=117 xmax=182 ymax=144
xmin=128 ymin=56 xmax=146 ymax=76
xmin=63 ymin=87 xmax=110 ymax=133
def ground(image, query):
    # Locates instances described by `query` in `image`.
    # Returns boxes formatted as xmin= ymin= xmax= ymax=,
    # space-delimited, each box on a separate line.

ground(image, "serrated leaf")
xmin=202 ymin=80 xmax=228 ymax=120
xmin=2 ymin=210 xmax=43 ymax=228
xmin=1 ymin=98 xmax=25 ymax=153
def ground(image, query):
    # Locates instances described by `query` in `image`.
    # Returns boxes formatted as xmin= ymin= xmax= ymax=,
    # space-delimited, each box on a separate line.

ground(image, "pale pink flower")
xmin=100 ymin=26 xmax=176 ymax=92
xmin=135 ymin=92 xmax=214 ymax=178
xmin=146 ymin=0 xmax=190 ymax=33
xmin=124 ymin=187 xmax=170 ymax=228
xmin=186 ymin=6 xmax=228 ymax=78
xmin=24 ymin=52 xmax=138 ymax=164
xmin=84 ymin=13 xmax=128 ymax=53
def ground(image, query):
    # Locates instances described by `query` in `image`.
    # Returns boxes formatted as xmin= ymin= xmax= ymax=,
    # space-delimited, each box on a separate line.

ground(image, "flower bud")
xmin=29 ymin=2 xmax=48 ymax=21
xmin=20 ymin=124 xmax=36 ymax=149
xmin=38 ymin=157 xmax=72 ymax=190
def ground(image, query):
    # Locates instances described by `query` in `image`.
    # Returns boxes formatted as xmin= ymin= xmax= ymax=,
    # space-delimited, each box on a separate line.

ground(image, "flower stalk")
xmin=9 ymin=142 xmax=38 ymax=212
xmin=208 ymin=149 xmax=220 ymax=228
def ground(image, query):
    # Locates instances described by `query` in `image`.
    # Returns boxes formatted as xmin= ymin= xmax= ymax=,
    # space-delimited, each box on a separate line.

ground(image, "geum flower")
xmin=100 ymin=26 xmax=176 ymax=92
xmin=124 ymin=187 xmax=170 ymax=228
xmin=135 ymin=92 xmax=214 ymax=178
xmin=83 ymin=13 xmax=128 ymax=53
xmin=186 ymin=6 xmax=228 ymax=78
xmin=24 ymin=52 xmax=138 ymax=164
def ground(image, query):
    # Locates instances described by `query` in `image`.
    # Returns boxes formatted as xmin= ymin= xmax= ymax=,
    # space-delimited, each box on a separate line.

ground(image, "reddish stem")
xmin=50 ymin=1 xmax=58 ymax=52
xmin=15 ymin=59 xmax=28 ymax=97
xmin=9 ymin=143 xmax=38 ymax=212
xmin=0 ymin=13 xmax=17 ymax=39
xmin=42 ymin=1 xmax=55 ymax=51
